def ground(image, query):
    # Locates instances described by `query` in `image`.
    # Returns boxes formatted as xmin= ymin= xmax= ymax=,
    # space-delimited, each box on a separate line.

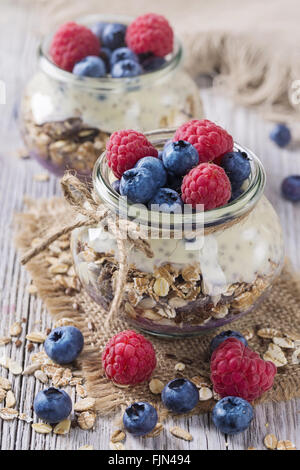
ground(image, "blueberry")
xmin=111 ymin=59 xmax=142 ymax=78
xmin=148 ymin=188 xmax=183 ymax=213
xmin=99 ymin=47 xmax=112 ymax=73
xmin=270 ymin=123 xmax=291 ymax=148
xmin=44 ymin=326 xmax=84 ymax=365
xmin=158 ymin=150 xmax=163 ymax=160
xmin=142 ymin=56 xmax=166 ymax=72
xmin=209 ymin=330 xmax=248 ymax=355
xmin=166 ymin=172 xmax=183 ymax=192
xmin=73 ymin=56 xmax=106 ymax=78
xmin=112 ymin=179 xmax=121 ymax=194
xmin=110 ymin=47 xmax=138 ymax=67
xmin=162 ymin=378 xmax=199 ymax=413
xmin=135 ymin=156 xmax=167 ymax=188
xmin=220 ymin=151 xmax=251 ymax=189
xmin=101 ymin=23 xmax=126 ymax=50
xmin=162 ymin=140 xmax=199 ymax=176
xmin=90 ymin=22 xmax=108 ymax=41
xmin=34 ymin=387 xmax=72 ymax=424
xmin=212 ymin=396 xmax=253 ymax=434
xmin=120 ymin=167 xmax=158 ymax=204
xmin=281 ymin=175 xmax=300 ymax=202
xmin=229 ymin=187 xmax=243 ymax=202
xmin=123 ymin=402 xmax=158 ymax=436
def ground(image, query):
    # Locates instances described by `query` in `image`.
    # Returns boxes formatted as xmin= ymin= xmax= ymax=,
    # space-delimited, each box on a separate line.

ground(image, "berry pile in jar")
xmin=50 ymin=13 xmax=174 ymax=77
xmin=106 ymin=119 xmax=251 ymax=211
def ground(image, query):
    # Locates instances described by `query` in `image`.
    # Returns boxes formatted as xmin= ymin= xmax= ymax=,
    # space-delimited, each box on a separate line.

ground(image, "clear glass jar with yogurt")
xmin=20 ymin=14 xmax=203 ymax=178
xmin=71 ymin=131 xmax=285 ymax=337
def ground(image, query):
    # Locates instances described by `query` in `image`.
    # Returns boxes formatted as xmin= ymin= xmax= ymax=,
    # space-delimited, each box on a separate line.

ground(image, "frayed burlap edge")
xmin=14 ymin=197 xmax=300 ymax=416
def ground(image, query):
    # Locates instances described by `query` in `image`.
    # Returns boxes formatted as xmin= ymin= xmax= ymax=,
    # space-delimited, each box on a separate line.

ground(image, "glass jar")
xmin=71 ymin=131 xmax=284 ymax=337
xmin=20 ymin=14 xmax=203 ymax=178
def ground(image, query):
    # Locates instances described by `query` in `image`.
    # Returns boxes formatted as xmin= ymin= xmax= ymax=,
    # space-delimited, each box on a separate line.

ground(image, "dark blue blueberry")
xmin=212 ymin=396 xmax=253 ymax=434
xmin=34 ymin=387 xmax=72 ymax=424
xmin=73 ymin=56 xmax=106 ymax=78
xmin=162 ymin=378 xmax=199 ymax=413
xmin=99 ymin=47 xmax=112 ymax=73
xmin=111 ymin=59 xmax=142 ymax=78
xmin=112 ymin=179 xmax=121 ymax=194
xmin=141 ymin=56 xmax=166 ymax=72
xmin=148 ymin=188 xmax=183 ymax=213
xmin=158 ymin=150 xmax=163 ymax=160
xmin=135 ymin=156 xmax=167 ymax=188
xmin=229 ymin=187 xmax=243 ymax=202
xmin=281 ymin=175 xmax=300 ymax=202
xmin=44 ymin=326 xmax=84 ymax=365
xmin=110 ymin=47 xmax=138 ymax=67
xmin=90 ymin=22 xmax=108 ymax=41
xmin=270 ymin=123 xmax=291 ymax=148
xmin=209 ymin=330 xmax=248 ymax=355
xmin=162 ymin=140 xmax=199 ymax=176
xmin=120 ymin=167 xmax=158 ymax=204
xmin=123 ymin=402 xmax=158 ymax=436
xmin=220 ymin=151 xmax=251 ymax=188
xmin=166 ymin=172 xmax=183 ymax=192
xmin=101 ymin=23 xmax=127 ymax=50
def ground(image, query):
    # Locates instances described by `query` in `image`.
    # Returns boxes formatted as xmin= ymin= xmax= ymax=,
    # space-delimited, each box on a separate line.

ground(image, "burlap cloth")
xmin=14 ymin=197 xmax=300 ymax=416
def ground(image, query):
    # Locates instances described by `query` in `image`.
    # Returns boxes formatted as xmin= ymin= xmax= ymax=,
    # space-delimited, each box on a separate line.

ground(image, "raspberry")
xmin=210 ymin=338 xmax=277 ymax=402
xmin=102 ymin=330 xmax=156 ymax=385
xmin=174 ymin=119 xmax=234 ymax=163
xmin=106 ymin=130 xmax=158 ymax=179
xmin=126 ymin=13 xmax=173 ymax=57
xmin=181 ymin=163 xmax=231 ymax=210
xmin=50 ymin=22 xmax=100 ymax=72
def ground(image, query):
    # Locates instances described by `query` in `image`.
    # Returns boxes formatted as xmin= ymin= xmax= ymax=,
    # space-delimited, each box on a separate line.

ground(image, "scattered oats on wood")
xmin=26 ymin=284 xmax=38 ymax=295
xmin=70 ymin=377 xmax=83 ymax=386
xmin=273 ymin=336 xmax=295 ymax=349
xmin=9 ymin=360 xmax=22 ymax=375
xmin=146 ymin=422 xmax=164 ymax=438
xmin=74 ymin=397 xmax=96 ymax=412
xmin=213 ymin=390 xmax=221 ymax=401
xmin=199 ymin=386 xmax=213 ymax=401
xmin=0 ymin=337 xmax=11 ymax=346
xmin=291 ymin=347 xmax=300 ymax=365
xmin=22 ymin=363 xmax=42 ymax=375
xmin=33 ymin=172 xmax=49 ymax=182
xmin=257 ymin=328 xmax=282 ymax=339
xmin=191 ymin=376 xmax=211 ymax=388
xmin=170 ymin=426 xmax=193 ymax=441
xmin=32 ymin=423 xmax=52 ymax=434
xmin=6 ymin=390 xmax=16 ymax=408
xmin=49 ymin=263 xmax=69 ymax=275
xmin=264 ymin=433 xmax=278 ymax=450
xmin=0 ymin=408 xmax=18 ymax=420
xmin=31 ymin=351 xmax=49 ymax=363
xmin=175 ymin=362 xmax=185 ymax=372
xmin=79 ymin=445 xmax=94 ymax=450
xmin=41 ymin=364 xmax=60 ymax=378
xmin=0 ymin=388 xmax=6 ymax=403
xmin=247 ymin=447 xmax=257 ymax=450
xmin=0 ymin=356 xmax=11 ymax=368
xmin=26 ymin=331 xmax=46 ymax=343
xmin=277 ymin=440 xmax=296 ymax=450
xmin=109 ymin=442 xmax=125 ymax=450
xmin=34 ymin=370 xmax=48 ymax=384
xmin=110 ymin=429 xmax=126 ymax=443
xmin=53 ymin=419 xmax=71 ymax=435
xmin=77 ymin=411 xmax=96 ymax=430
xmin=76 ymin=383 xmax=87 ymax=398
xmin=284 ymin=331 xmax=300 ymax=341
xmin=242 ymin=328 xmax=254 ymax=341
xmin=54 ymin=317 xmax=76 ymax=328
xmin=18 ymin=413 xmax=33 ymax=423
xmin=149 ymin=378 xmax=164 ymax=395
xmin=0 ymin=377 xmax=11 ymax=390
xmin=9 ymin=322 xmax=22 ymax=337
xmin=263 ymin=343 xmax=287 ymax=367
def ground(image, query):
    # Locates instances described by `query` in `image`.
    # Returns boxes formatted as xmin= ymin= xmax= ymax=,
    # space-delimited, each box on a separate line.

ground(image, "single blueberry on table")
xmin=148 ymin=188 xmax=183 ymax=213
xmin=212 ymin=396 xmax=253 ymax=434
xmin=34 ymin=387 xmax=72 ymax=424
xmin=111 ymin=59 xmax=142 ymax=78
xmin=270 ymin=123 xmax=291 ymax=148
xmin=142 ymin=56 xmax=166 ymax=72
xmin=44 ymin=326 xmax=84 ymax=364
xmin=90 ymin=22 xmax=108 ymax=40
xmin=110 ymin=47 xmax=138 ymax=67
xmin=209 ymin=330 xmax=248 ymax=355
xmin=162 ymin=140 xmax=199 ymax=176
xmin=101 ymin=23 xmax=127 ymax=50
xmin=123 ymin=402 xmax=158 ymax=436
xmin=120 ymin=167 xmax=158 ymax=204
xmin=73 ymin=56 xmax=106 ymax=78
xmin=135 ymin=156 xmax=167 ymax=188
xmin=111 ymin=179 xmax=121 ymax=194
xmin=220 ymin=151 xmax=251 ymax=189
xmin=281 ymin=175 xmax=300 ymax=202
xmin=162 ymin=378 xmax=199 ymax=413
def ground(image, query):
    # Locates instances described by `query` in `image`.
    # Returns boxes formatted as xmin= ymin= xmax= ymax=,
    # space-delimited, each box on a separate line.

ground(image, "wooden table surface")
xmin=0 ymin=0 xmax=300 ymax=450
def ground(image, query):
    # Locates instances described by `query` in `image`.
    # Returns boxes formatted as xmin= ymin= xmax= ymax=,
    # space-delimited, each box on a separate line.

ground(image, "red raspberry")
xmin=126 ymin=13 xmax=173 ymax=57
xmin=181 ymin=163 xmax=231 ymax=210
xmin=211 ymin=338 xmax=277 ymax=402
xmin=50 ymin=22 xmax=100 ymax=72
xmin=106 ymin=129 xmax=158 ymax=178
xmin=174 ymin=119 xmax=234 ymax=163
xmin=102 ymin=330 xmax=156 ymax=385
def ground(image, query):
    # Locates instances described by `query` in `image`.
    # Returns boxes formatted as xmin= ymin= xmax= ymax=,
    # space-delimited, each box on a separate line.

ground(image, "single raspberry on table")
xmin=126 ymin=13 xmax=173 ymax=57
xmin=102 ymin=330 xmax=156 ymax=385
xmin=174 ymin=119 xmax=234 ymax=163
xmin=50 ymin=22 xmax=100 ymax=72
xmin=106 ymin=130 xmax=158 ymax=178
xmin=181 ymin=163 xmax=231 ymax=210
xmin=210 ymin=338 xmax=277 ymax=402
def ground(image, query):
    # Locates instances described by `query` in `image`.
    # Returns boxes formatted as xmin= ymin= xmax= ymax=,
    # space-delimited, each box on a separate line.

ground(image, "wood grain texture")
xmin=0 ymin=0 xmax=299 ymax=450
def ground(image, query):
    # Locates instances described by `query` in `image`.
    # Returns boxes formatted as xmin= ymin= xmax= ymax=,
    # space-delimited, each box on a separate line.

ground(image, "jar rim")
xmin=92 ymin=129 xmax=266 ymax=230
xmin=38 ymin=13 xmax=183 ymax=92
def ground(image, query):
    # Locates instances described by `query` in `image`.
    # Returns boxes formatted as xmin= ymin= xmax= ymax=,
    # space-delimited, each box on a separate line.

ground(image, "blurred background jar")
xmin=20 ymin=14 xmax=204 ymax=179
